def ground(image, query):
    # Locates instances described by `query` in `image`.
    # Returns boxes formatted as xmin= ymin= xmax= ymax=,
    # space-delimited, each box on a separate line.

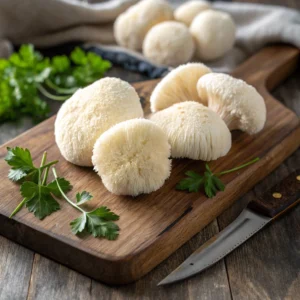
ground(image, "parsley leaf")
xmin=5 ymin=147 xmax=36 ymax=182
xmin=53 ymin=168 xmax=119 ymax=240
xmin=5 ymin=148 xmax=68 ymax=219
xmin=21 ymin=181 xmax=60 ymax=220
xmin=47 ymin=178 xmax=72 ymax=197
xmin=177 ymin=158 xmax=260 ymax=198
xmin=71 ymin=207 xmax=120 ymax=240
xmin=76 ymin=191 xmax=93 ymax=205
xmin=176 ymin=171 xmax=204 ymax=193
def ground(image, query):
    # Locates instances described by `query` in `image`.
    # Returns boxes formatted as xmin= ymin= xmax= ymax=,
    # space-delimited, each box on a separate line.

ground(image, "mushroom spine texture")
xmin=143 ymin=21 xmax=195 ymax=67
xmin=150 ymin=101 xmax=232 ymax=161
xmin=114 ymin=0 xmax=173 ymax=51
xmin=92 ymin=119 xmax=171 ymax=196
xmin=55 ymin=77 xmax=143 ymax=167
xmin=150 ymin=63 xmax=212 ymax=112
xmin=197 ymin=73 xmax=267 ymax=134
xmin=174 ymin=0 xmax=211 ymax=26
xmin=190 ymin=10 xmax=236 ymax=61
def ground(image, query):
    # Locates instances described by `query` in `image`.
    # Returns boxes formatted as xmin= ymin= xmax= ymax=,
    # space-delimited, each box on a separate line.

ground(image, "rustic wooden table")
xmin=0 ymin=1 xmax=299 ymax=299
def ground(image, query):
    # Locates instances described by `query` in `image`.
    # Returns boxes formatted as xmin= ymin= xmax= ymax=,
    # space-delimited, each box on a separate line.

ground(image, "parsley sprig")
xmin=5 ymin=147 xmax=72 ymax=219
xmin=53 ymin=168 xmax=120 ymax=240
xmin=0 ymin=44 xmax=111 ymax=123
xmin=177 ymin=157 xmax=260 ymax=198
xmin=5 ymin=147 xmax=119 ymax=240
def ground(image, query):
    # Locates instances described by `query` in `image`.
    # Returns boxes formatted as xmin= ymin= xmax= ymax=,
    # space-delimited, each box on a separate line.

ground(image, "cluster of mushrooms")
xmin=114 ymin=0 xmax=236 ymax=66
xmin=55 ymin=63 xmax=266 ymax=197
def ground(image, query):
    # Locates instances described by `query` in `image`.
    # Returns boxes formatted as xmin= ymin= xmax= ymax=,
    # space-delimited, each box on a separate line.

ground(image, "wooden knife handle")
xmin=248 ymin=170 xmax=300 ymax=218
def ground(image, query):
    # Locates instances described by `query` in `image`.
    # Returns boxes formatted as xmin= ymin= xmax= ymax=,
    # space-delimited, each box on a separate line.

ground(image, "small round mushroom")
xmin=150 ymin=101 xmax=232 ymax=161
xmin=143 ymin=21 xmax=195 ymax=67
xmin=55 ymin=78 xmax=143 ymax=167
xmin=92 ymin=119 xmax=171 ymax=196
xmin=190 ymin=10 xmax=236 ymax=61
xmin=174 ymin=0 xmax=211 ymax=26
xmin=114 ymin=0 xmax=173 ymax=51
xmin=197 ymin=73 xmax=267 ymax=134
xmin=150 ymin=63 xmax=212 ymax=112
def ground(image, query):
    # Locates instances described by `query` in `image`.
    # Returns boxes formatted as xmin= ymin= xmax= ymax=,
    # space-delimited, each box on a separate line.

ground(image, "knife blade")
xmin=158 ymin=170 xmax=300 ymax=286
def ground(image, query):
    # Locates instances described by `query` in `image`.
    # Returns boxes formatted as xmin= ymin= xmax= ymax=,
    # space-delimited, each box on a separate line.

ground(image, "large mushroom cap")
xmin=150 ymin=63 xmax=211 ymax=112
xmin=55 ymin=77 xmax=143 ymax=167
xmin=150 ymin=101 xmax=232 ymax=161
xmin=114 ymin=0 xmax=173 ymax=51
xmin=190 ymin=10 xmax=236 ymax=61
xmin=174 ymin=0 xmax=211 ymax=26
xmin=197 ymin=73 xmax=267 ymax=134
xmin=92 ymin=119 xmax=171 ymax=196
xmin=143 ymin=21 xmax=195 ymax=67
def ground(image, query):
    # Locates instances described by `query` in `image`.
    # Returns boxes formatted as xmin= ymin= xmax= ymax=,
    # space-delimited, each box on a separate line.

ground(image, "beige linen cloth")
xmin=0 ymin=0 xmax=137 ymax=57
xmin=0 ymin=0 xmax=299 ymax=73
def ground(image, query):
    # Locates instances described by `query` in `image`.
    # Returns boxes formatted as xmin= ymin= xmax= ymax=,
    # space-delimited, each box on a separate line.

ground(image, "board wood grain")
xmin=0 ymin=45 xmax=299 ymax=284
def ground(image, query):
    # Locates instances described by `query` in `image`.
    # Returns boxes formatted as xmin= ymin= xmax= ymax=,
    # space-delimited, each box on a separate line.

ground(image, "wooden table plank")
xmin=0 ymin=237 xmax=34 ymax=300
xmin=26 ymin=255 xmax=92 ymax=300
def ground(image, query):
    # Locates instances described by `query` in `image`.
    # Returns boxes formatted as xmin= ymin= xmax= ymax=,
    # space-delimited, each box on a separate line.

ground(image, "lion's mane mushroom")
xmin=143 ymin=21 xmax=195 ymax=67
xmin=150 ymin=63 xmax=211 ymax=112
xmin=55 ymin=78 xmax=143 ymax=167
xmin=150 ymin=101 xmax=231 ymax=161
xmin=174 ymin=0 xmax=211 ymax=26
xmin=197 ymin=73 xmax=267 ymax=134
xmin=190 ymin=10 xmax=236 ymax=61
xmin=92 ymin=119 xmax=171 ymax=196
xmin=114 ymin=0 xmax=173 ymax=51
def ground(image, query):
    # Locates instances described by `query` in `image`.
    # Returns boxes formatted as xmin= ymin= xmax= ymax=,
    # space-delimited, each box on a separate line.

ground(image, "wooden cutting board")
xmin=0 ymin=46 xmax=299 ymax=285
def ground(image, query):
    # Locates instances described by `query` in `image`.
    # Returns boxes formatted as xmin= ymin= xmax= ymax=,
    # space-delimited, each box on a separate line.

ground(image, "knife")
xmin=158 ymin=170 xmax=300 ymax=286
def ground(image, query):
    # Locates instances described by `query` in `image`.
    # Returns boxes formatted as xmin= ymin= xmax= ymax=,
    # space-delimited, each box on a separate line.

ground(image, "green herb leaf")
xmin=5 ymin=148 xmax=66 ymax=219
xmin=177 ymin=158 xmax=259 ymax=198
xmin=5 ymin=147 xmax=33 ymax=169
xmin=176 ymin=171 xmax=204 ymax=193
xmin=76 ymin=191 xmax=93 ymax=205
xmin=5 ymin=147 xmax=36 ymax=182
xmin=47 ymin=177 xmax=72 ymax=197
xmin=53 ymin=168 xmax=119 ymax=240
xmin=21 ymin=182 xmax=60 ymax=220
xmin=70 ymin=214 xmax=87 ymax=235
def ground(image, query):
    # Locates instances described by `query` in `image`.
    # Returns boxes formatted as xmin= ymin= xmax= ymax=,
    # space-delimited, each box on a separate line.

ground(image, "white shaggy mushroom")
xmin=92 ymin=119 xmax=171 ymax=196
xmin=197 ymin=73 xmax=267 ymax=134
xmin=174 ymin=0 xmax=211 ymax=26
xmin=55 ymin=78 xmax=143 ymax=167
xmin=114 ymin=0 xmax=173 ymax=51
xmin=150 ymin=63 xmax=212 ymax=112
xmin=150 ymin=101 xmax=231 ymax=161
xmin=143 ymin=21 xmax=195 ymax=67
xmin=190 ymin=10 xmax=236 ymax=61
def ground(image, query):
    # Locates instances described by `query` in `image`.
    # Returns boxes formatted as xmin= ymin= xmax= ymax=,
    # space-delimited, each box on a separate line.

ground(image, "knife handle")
xmin=248 ymin=170 xmax=300 ymax=218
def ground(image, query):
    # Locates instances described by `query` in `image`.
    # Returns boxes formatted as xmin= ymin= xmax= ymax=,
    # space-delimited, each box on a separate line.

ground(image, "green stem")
xmin=40 ymin=160 xmax=59 ymax=171
xmin=40 ymin=151 xmax=47 ymax=168
xmin=42 ymin=166 xmax=50 ymax=186
xmin=37 ymin=84 xmax=70 ymax=101
xmin=216 ymin=157 xmax=260 ymax=176
xmin=52 ymin=168 xmax=85 ymax=214
xmin=9 ymin=197 xmax=28 ymax=218
xmin=45 ymin=79 xmax=78 ymax=95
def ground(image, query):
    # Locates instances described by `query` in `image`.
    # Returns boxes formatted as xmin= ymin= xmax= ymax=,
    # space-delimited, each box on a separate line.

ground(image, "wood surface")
xmin=0 ymin=45 xmax=299 ymax=286
xmin=0 ymin=0 xmax=300 ymax=299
